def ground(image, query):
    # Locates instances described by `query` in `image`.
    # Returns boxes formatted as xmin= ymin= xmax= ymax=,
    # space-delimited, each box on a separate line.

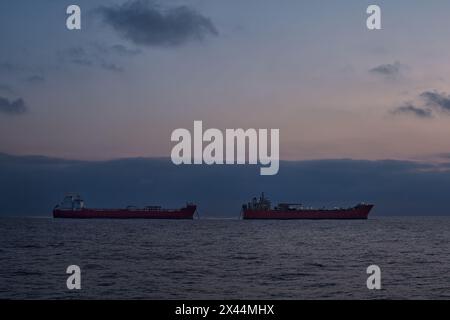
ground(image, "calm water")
xmin=0 ymin=217 xmax=449 ymax=299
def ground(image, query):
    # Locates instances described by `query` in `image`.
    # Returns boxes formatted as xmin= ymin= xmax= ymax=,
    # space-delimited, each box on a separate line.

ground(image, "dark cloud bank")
xmin=97 ymin=0 xmax=218 ymax=47
xmin=1 ymin=153 xmax=449 ymax=217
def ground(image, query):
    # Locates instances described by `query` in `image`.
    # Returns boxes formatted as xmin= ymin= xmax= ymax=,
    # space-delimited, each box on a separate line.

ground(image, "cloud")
xmin=60 ymin=46 xmax=125 ymax=72
xmin=97 ymin=0 xmax=218 ymax=47
xmin=60 ymin=47 xmax=94 ymax=66
xmin=369 ymin=62 xmax=403 ymax=78
xmin=93 ymin=43 xmax=141 ymax=57
xmin=392 ymin=90 xmax=450 ymax=118
xmin=420 ymin=91 xmax=450 ymax=112
xmin=110 ymin=44 xmax=141 ymax=56
xmin=100 ymin=62 xmax=124 ymax=73
xmin=391 ymin=104 xmax=432 ymax=118
xmin=0 ymin=96 xmax=27 ymax=115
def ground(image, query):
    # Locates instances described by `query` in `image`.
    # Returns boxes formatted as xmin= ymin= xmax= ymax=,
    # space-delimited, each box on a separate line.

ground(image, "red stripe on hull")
xmin=242 ymin=205 xmax=373 ymax=220
xmin=53 ymin=205 xmax=196 ymax=219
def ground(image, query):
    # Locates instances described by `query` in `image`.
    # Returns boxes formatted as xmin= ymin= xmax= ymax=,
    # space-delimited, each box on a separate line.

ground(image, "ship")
xmin=53 ymin=194 xmax=197 ymax=219
xmin=242 ymin=193 xmax=373 ymax=220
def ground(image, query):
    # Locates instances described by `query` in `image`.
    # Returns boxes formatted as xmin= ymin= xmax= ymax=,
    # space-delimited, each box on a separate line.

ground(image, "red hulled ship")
xmin=53 ymin=194 xmax=197 ymax=219
xmin=242 ymin=193 xmax=373 ymax=220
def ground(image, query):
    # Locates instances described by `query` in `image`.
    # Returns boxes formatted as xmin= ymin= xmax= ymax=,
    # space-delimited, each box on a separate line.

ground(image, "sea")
xmin=0 ymin=217 xmax=449 ymax=299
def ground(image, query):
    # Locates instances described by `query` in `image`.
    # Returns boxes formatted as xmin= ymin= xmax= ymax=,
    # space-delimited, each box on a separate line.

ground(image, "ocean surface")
xmin=0 ymin=217 xmax=449 ymax=299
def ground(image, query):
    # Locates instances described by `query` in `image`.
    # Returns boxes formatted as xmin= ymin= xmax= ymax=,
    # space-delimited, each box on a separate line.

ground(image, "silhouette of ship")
xmin=242 ymin=193 xmax=373 ymax=220
xmin=53 ymin=194 xmax=196 ymax=219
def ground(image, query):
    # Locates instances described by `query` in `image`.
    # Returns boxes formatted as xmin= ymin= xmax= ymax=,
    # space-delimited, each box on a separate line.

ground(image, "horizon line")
xmin=1 ymin=151 xmax=447 ymax=165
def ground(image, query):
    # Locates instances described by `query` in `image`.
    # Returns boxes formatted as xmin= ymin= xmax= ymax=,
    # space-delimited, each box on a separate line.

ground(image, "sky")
xmin=2 ymin=0 xmax=450 ymax=162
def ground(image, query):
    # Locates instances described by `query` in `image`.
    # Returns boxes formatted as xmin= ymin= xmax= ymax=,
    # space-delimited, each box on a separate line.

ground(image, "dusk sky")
xmin=2 ymin=0 xmax=450 ymax=162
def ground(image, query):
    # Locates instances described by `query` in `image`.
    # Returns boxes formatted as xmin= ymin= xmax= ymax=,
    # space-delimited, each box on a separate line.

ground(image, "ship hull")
xmin=53 ymin=205 xmax=196 ymax=219
xmin=242 ymin=205 xmax=373 ymax=220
